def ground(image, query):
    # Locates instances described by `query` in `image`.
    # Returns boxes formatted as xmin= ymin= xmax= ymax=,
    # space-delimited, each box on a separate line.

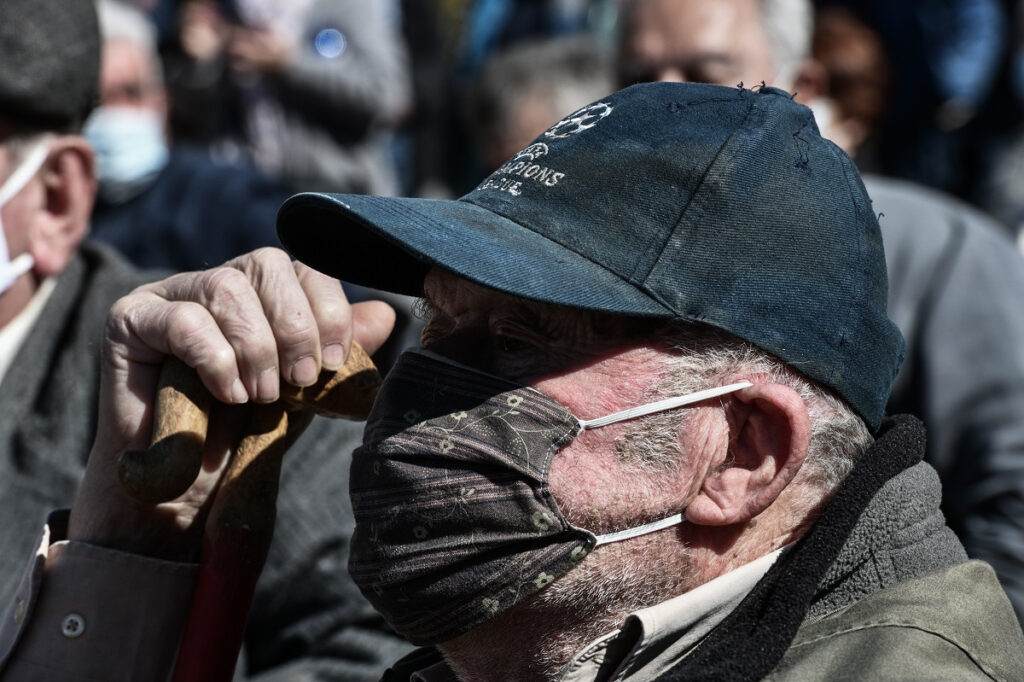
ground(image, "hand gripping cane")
xmin=117 ymin=345 xmax=381 ymax=682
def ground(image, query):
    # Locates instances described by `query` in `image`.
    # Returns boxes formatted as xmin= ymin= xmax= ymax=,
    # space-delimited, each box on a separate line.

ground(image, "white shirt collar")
xmin=408 ymin=546 xmax=790 ymax=682
xmin=0 ymin=277 xmax=57 ymax=384
xmin=560 ymin=546 xmax=788 ymax=682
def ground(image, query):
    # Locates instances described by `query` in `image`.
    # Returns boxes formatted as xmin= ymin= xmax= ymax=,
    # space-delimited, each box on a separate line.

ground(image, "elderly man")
xmin=85 ymin=0 xmax=291 ymax=272
xmin=618 ymin=0 xmax=1024 ymax=626
xmin=4 ymin=80 xmax=1023 ymax=679
xmin=0 ymin=1 xmax=410 ymax=678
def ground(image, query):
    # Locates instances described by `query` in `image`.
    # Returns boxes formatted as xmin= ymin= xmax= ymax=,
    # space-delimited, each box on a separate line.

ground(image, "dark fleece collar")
xmin=659 ymin=414 xmax=926 ymax=681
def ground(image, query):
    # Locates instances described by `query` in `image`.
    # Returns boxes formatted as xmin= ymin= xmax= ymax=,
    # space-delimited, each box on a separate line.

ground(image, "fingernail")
xmin=290 ymin=356 xmax=318 ymax=387
xmin=322 ymin=343 xmax=344 ymax=370
xmin=231 ymin=378 xmax=249 ymax=404
xmin=257 ymin=367 xmax=279 ymax=403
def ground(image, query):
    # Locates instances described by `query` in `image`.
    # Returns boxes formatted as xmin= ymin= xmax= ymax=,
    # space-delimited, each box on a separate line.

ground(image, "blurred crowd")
xmin=93 ymin=0 xmax=1024 ymax=244
xmin=7 ymin=0 xmax=1024 ymax=678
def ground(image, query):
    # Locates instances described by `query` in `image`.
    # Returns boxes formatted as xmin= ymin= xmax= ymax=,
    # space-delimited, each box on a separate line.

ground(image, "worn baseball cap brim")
xmin=277 ymin=82 xmax=904 ymax=430
xmin=277 ymin=192 xmax=675 ymax=317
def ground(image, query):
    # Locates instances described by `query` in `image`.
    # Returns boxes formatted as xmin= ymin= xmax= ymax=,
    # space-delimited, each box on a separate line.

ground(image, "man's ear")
xmin=29 ymin=136 xmax=95 ymax=277
xmin=685 ymin=383 xmax=810 ymax=526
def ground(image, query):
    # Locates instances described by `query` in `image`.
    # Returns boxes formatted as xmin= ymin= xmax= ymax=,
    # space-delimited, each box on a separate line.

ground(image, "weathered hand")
xmin=68 ymin=248 xmax=395 ymax=560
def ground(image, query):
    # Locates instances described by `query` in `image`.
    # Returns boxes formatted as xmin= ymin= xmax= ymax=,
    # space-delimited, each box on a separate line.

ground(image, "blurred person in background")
xmin=613 ymin=0 xmax=1024 ymax=624
xmin=466 ymin=35 xmax=614 ymax=173
xmin=0 ymin=0 xmax=413 ymax=677
xmin=807 ymin=5 xmax=889 ymax=170
xmin=396 ymin=0 xmax=618 ymax=198
xmin=971 ymin=0 xmax=1024 ymax=240
xmin=87 ymin=0 xmax=291 ymax=272
xmin=167 ymin=0 xmax=412 ymax=195
xmin=88 ymin=0 xmax=423 ymax=366
xmin=813 ymin=0 xmax=1012 ymax=210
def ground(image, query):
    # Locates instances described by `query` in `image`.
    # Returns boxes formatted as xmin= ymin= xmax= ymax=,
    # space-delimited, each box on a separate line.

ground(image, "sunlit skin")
xmin=421 ymin=269 xmax=715 ymax=532
xmin=422 ymin=270 xmax=812 ymax=680
xmin=0 ymin=123 xmax=95 ymax=329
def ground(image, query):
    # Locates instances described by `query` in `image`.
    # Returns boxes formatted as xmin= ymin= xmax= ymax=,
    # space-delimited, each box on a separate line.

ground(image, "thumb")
xmin=351 ymin=300 xmax=396 ymax=357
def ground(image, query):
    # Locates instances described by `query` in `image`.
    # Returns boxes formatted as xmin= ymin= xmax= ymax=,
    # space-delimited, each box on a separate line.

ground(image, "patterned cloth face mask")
xmin=349 ymin=348 xmax=750 ymax=645
xmin=0 ymin=141 xmax=50 ymax=295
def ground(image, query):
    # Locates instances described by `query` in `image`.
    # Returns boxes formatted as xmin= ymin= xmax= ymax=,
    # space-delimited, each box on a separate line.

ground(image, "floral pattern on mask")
xmin=349 ymin=349 xmax=598 ymax=645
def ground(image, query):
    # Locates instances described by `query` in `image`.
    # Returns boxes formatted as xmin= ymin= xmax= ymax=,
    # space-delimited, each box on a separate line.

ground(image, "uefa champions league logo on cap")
xmin=476 ymin=102 xmax=613 ymax=197
xmin=544 ymin=102 xmax=614 ymax=139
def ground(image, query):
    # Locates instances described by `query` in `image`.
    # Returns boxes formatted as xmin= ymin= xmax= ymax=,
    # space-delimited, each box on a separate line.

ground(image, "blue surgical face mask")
xmin=349 ymin=348 xmax=751 ymax=645
xmin=0 ymin=141 xmax=51 ymax=294
xmin=84 ymin=106 xmax=169 ymax=203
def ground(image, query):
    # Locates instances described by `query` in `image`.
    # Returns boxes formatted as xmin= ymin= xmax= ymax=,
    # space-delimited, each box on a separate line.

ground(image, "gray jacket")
xmin=870 ymin=175 xmax=1024 ymax=623
xmin=0 ymin=243 xmax=412 ymax=680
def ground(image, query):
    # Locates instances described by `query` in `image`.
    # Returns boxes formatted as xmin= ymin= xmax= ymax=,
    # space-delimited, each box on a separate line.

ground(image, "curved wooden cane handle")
xmin=117 ymin=343 xmax=381 ymax=503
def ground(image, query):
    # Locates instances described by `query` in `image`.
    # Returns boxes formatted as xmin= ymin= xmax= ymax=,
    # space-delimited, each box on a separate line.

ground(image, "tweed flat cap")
xmin=0 ymin=0 xmax=100 ymax=131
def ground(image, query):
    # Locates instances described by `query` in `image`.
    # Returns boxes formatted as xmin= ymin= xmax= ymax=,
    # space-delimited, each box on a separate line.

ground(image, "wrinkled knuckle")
xmin=202 ymin=267 xmax=253 ymax=305
xmin=105 ymin=295 xmax=135 ymax=328
xmin=166 ymin=303 xmax=216 ymax=353
xmin=317 ymin=298 xmax=351 ymax=332
xmin=200 ymin=344 xmax=238 ymax=375
xmin=251 ymin=246 xmax=293 ymax=270
xmin=276 ymin=311 xmax=318 ymax=347
xmin=100 ymin=307 xmax=133 ymax=364
xmin=103 ymin=292 xmax=151 ymax=346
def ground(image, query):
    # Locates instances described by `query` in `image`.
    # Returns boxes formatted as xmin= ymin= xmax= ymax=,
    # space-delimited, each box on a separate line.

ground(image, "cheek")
xmin=547 ymin=426 xmax=695 ymax=532
xmin=548 ymin=428 xmax=629 ymax=525
xmin=0 ymin=200 xmax=33 ymax=254
xmin=531 ymin=352 xmax=661 ymax=421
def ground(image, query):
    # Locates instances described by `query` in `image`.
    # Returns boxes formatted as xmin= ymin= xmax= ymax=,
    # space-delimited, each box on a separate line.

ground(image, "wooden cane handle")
xmin=118 ymin=357 xmax=212 ymax=504
xmin=117 ymin=344 xmax=381 ymax=503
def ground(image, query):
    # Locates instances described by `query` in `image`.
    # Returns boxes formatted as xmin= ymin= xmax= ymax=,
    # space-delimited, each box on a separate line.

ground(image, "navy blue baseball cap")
xmin=277 ymin=82 xmax=904 ymax=430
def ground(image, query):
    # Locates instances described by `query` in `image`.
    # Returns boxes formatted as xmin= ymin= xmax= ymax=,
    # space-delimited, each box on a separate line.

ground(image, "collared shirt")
xmin=0 ymin=511 xmax=198 ymax=681
xmin=0 ymin=277 xmax=56 ymax=384
xmin=411 ymin=548 xmax=786 ymax=682
xmin=561 ymin=548 xmax=785 ymax=681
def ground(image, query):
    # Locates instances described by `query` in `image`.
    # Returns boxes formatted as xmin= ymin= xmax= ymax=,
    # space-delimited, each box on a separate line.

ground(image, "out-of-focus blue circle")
xmin=314 ymin=28 xmax=347 ymax=58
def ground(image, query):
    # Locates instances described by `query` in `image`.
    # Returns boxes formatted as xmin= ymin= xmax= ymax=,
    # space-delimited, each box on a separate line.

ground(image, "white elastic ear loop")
xmin=585 ymin=380 xmax=753 ymax=547
xmin=0 ymin=141 xmax=51 ymax=286
xmin=578 ymin=381 xmax=753 ymax=430
xmin=594 ymin=512 xmax=687 ymax=547
xmin=0 ymin=142 xmax=51 ymax=206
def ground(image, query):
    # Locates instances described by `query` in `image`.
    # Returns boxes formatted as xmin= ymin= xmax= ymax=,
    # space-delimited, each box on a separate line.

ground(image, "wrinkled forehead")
xmin=420 ymin=268 xmax=665 ymax=340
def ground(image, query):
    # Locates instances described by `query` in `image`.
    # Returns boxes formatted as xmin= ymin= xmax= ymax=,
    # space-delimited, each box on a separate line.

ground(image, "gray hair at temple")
xmin=761 ymin=0 xmax=813 ymax=86
xmin=467 ymin=36 xmax=615 ymax=172
xmin=95 ymin=0 xmax=158 ymax=54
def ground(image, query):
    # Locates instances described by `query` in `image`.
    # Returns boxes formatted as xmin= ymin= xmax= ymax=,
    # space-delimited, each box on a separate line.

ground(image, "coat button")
xmin=61 ymin=613 xmax=85 ymax=639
